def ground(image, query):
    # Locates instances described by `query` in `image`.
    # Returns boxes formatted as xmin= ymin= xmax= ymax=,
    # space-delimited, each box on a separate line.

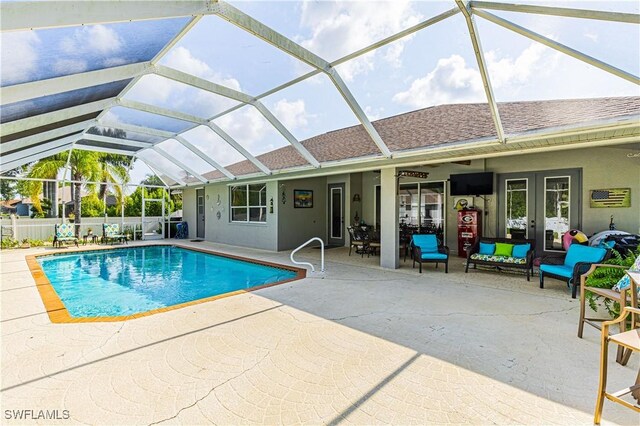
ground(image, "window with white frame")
xmin=230 ymin=184 xmax=267 ymax=223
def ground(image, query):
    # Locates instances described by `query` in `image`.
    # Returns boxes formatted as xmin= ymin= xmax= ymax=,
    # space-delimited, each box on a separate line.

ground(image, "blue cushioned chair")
xmin=412 ymin=234 xmax=449 ymax=273
xmin=539 ymin=244 xmax=609 ymax=298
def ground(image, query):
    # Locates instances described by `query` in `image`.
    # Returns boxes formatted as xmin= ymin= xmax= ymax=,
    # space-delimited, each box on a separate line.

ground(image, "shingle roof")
xmin=201 ymin=96 xmax=640 ymax=181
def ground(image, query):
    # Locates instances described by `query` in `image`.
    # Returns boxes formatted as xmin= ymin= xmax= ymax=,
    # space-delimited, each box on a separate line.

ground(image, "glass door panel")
xmin=399 ymin=184 xmax=419 ymax=227
xmin=505 ymin=178 xmax=528 ymax=239
xmin=544 ymin=176 xmax=570 ymax=252
xmin=420 ymin=182 xmax=445 ymax=241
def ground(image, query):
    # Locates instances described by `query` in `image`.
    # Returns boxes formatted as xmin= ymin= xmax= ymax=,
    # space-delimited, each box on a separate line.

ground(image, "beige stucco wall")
xmin=182 ymin=144 xmax=638 ymax=253
xmin=360 ymin=144 xmax=639 ymax=253
xmin=277 ymin=176 xmax=327 ymax=251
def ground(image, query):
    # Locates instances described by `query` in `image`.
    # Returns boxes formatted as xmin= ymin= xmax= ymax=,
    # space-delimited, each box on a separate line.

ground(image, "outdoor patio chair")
xmin=53 ymin=223 xmax=78 ymax=248
xmin=102 ymin=223 xmax=127 ymax=245
xmin=539 ymin=244 xmax=609 ymax=298
xmin=412 ymin=234 xmax=449 ymax=273
xmin=578 ymin=263 xmax=634 ymax=364
xmin=593 ymin=271 xmax=639 ymax=424
xmin=348 ymin=226 xmax=368 ymax=257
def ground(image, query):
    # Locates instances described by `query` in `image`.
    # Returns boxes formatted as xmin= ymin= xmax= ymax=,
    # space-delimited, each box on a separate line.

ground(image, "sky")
xmin=2 ymin=0 xmax=639 ymax=185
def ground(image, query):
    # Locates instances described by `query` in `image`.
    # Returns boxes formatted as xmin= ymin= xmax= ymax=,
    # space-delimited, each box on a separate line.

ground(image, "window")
xmin=230 ymin=184 xmax=267 ymax=223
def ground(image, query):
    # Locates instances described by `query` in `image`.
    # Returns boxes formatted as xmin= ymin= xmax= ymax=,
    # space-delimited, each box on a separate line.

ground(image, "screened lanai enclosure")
xmin=1 ymin=1 xmax=638 ymax=187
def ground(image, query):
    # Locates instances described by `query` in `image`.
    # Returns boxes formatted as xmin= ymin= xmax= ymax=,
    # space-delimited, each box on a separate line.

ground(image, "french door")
xmin=498 ymin=169 xmax=582 ymax=256
xmin=196 ymin=188 xmax=205 ymax=239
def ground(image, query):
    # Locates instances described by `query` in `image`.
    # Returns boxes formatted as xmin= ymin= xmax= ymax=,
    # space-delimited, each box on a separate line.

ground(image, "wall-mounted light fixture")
xmin=352 ymin=193 xmax=361 ymax=202
xmin=269 ymin=197 xmax=274 ymax=213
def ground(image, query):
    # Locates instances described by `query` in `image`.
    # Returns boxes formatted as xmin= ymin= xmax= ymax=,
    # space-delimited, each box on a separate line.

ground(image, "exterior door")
xmin=196 ymin=189 xmax=205 ymax=239
xmin=328 ymin=184 xmax=345 ymax=246
xmin=498 ymin=168 xmax=581 ymax=256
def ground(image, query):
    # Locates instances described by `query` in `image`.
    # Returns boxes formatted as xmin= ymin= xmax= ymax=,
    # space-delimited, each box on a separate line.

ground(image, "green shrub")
xmin=585 ymin=249 xmax=639 ymax=317
xmin=1 ymin=238 xmax=19 ymax=249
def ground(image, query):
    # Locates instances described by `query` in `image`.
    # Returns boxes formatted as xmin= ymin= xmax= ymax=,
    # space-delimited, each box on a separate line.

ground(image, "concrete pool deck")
xmin=1 ymin=241 xmax=638 ymax=425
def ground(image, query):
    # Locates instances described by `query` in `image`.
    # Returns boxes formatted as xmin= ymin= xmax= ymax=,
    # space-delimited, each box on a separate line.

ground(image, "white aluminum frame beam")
xmin=118 ymin=98 xmax=272 ymax=175
xmin=1 ymin=62 xmax=151 ymax=105
xmin=153 ymin=65 xmax=320 ymax=168
xmin=2 ymin=119 xmax=94 ymax=153
xmin=0 ymin=141 xmax=75 ymax=173
xmin=95 ymin=120 xmax=235 ymax=179
xmin=74 ymin=144 xmax=137 ymax=156
xmin=96 ymin=121 xmax=175 ymax=139
xmin=1 ymin=133 xmax=80 ymax=165
xmin=469 ymin=1 xmax=640 ymax=24
xmin=151 ymin=145 xmax=208 ymax=183
xmin=208 ymin=7 xmax=460 ymax=120
xmin=1 ymin=98 xmax=114 ymax=136
xmin=117 ymin=98 xmax=208 ymax=125
xmin=215 ymin=1 xmax=392 ymax=158
xmin=455 ymin=0 xmax=505 ymax=143
xmin=474 ymin=9 xmax=640 ymax=86
xmin=175 ymin=135 xmax=235 ymax=180
xmin=0 ymin=1 xmax=215 ymax=32
xmin=81 ymin=133 xmax=153 ymax=149
xmin=206 ymin=122 xmax=271 ymax=175
xmin=138 ymin=158 xmax=186 ymax=186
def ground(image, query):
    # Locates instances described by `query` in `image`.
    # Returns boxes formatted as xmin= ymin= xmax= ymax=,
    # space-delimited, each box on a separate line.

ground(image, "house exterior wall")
xmin=181 ymin=144 xmax=639 ymax=254
xmin=277 ymin=176 xmax=327 ymax=251
xmin=359 ymin=145 xmax=640 ymax=254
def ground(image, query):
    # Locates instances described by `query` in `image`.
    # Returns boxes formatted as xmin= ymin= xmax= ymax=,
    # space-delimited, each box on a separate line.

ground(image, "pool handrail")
xmin=290 ymin=237 xmax=325 ymax=273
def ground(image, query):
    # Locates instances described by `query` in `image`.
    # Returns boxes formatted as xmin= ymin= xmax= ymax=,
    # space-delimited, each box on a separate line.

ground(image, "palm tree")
xmin=24 ymin=150 xmax=130 ymax=230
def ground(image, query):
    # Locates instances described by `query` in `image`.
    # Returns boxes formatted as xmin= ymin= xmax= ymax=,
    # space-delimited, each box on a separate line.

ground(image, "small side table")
xmin=82 ymin=234 xmax=98 ymax=245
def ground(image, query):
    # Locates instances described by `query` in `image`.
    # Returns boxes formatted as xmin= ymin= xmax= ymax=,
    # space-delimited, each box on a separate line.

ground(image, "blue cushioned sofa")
xmin=412 ymin=234 xmax=449 ymax=273
xmin=465 ymin=237 xmax=536 ymax=281
xmin=539 ymin=244 xmax=610 ymax=298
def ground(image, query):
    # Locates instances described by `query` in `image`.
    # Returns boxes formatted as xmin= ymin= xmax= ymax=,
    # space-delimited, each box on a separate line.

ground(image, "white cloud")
xmin=364 ymin=105 xmax=384 ymax=121
xmin=214 ymin=106 xmax=286 ymax=156
xmin=126 ymin=74 xmax=176 ymax=104
xmin=298 ymin=0 xmax=421 ymax=80
xmin=485 ymin=42 xmax=556 ymax=90
xmin=273 ymin=98 xmax=308 ymax=129
xmin=392 ymin=55 xmax=484 ymax=108
xmin=87 ymin=25 xmax=123 ymax=54
xmin=0 ymin=31 xmax=41 ymax=85
xmin=60 ymin=24 xmax=122 ymax=55
xmin=53 ymin=59 xmax=88 ymax=75
xmin=182 ymin=126 xmax=245 ymax=167
xmin=164 ymin=46 xmax=242 ymax=91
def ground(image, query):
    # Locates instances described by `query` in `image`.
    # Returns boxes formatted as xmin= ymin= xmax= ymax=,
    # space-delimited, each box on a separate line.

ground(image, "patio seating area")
xmin=1 ymin=241 xmax=638 ymax=424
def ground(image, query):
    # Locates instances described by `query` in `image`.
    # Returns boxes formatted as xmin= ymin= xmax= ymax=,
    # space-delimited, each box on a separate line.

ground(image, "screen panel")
xmin=1 ymin=18 xmax=190 ymax=86
xmin=1 ymin=80 xmax=131 ymax=124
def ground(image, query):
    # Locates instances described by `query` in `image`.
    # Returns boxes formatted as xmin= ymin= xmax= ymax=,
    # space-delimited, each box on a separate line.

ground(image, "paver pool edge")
xmin=26 ymin=243 xmax=306 ymax=323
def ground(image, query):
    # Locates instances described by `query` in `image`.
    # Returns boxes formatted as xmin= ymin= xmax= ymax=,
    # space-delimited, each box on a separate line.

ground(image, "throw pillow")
xmin=613 ymin=255 xmax=640 ymax=292
xmin=494 ymin=242 xmax=514 ymax=257
xmin=479 ymin=242 xmax=495 ymax=255
xmin=512 ymin=243 xmax=531 ymax=259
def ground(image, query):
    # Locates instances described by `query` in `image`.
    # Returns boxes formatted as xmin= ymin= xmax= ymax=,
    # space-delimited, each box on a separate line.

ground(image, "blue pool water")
xmin=38 ymin=246 xmax=297 ymax=318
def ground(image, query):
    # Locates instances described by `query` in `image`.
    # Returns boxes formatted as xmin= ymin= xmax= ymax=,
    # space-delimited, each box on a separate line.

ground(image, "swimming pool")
xmin=34 ymin=245 xmax=301 ymax=320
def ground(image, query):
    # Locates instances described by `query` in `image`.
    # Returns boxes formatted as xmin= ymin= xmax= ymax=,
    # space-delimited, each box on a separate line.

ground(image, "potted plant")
xmin=68 ymin=213 xmax=75 ymax=223
xmin=586 ymin=249 xmax=640 ymax=317
xmin=20 ymin=238 xmax=31 ymax=249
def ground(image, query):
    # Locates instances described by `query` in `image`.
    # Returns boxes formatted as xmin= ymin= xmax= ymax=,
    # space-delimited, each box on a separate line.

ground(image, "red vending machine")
xmin=458 ymin=210 xmax=482 ymax=258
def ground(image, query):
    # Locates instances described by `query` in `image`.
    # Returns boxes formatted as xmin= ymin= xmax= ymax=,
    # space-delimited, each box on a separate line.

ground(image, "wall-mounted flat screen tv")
xmin=449 ymin=172 xmax=494 ymax=196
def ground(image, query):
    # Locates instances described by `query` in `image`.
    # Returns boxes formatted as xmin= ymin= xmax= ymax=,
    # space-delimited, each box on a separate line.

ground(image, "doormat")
xmin=313 ymin=244 xmax=342 ymax=249
xmin=190 ymin=239 xmax=204 ymax=242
